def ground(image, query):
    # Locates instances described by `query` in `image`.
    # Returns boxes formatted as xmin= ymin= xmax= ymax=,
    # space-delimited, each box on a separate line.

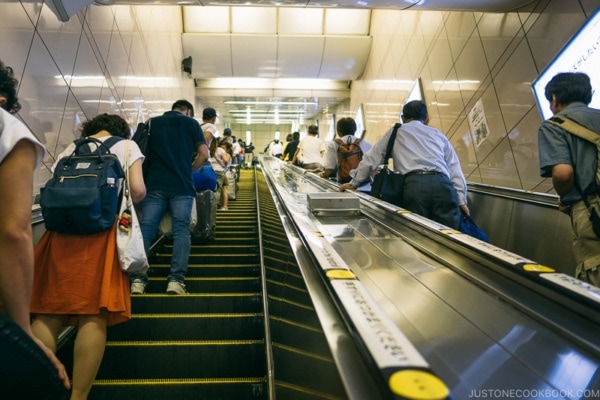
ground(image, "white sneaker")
xmin=130 ymin=279 xmax=146 ymax=295
xmin=166 ymin=281 xmax=187 ymax=294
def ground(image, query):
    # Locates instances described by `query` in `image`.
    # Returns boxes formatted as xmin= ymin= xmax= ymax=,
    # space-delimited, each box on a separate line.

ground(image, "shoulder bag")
xmin=370 ymin=123 xmax=405 ymax=207
xmin=116 ymin=141 xmax=149 ymax=274
xmin=547 ymin=116 xmax=600 ymax=237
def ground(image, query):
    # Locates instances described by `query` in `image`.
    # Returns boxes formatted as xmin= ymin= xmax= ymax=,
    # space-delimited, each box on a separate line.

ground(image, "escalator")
xmin=80 ymin=168 xmax=264 ymax=398
xmin=69 ymin=167 xmax=349 ymax=399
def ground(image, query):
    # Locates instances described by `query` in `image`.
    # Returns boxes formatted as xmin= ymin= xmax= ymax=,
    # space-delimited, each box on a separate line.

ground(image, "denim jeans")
xmin=130 ymin=191 xmax=194 ymax=284
xmin=0 ymin=314 xmax=69 ymax=399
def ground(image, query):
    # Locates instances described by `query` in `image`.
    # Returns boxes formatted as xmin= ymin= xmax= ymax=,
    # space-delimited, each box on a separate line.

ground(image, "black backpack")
xmin=132 ymin=119 xmax=152 ymax=176
xmin=132 ymin=119 xmax=151 ymax=155
xmin=40 ymin=136 xmax=124 ymax=235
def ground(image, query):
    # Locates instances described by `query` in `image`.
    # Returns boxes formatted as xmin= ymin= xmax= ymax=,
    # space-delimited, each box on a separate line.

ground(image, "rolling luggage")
xmin=192 ymin=189 xmax=217 ymax=242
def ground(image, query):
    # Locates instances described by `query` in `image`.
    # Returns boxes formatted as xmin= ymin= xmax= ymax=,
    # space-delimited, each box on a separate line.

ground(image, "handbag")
xmin=116 ymin=141 xmax=149 ymax=274
xmin=458 ymin=214 xmax=489 ymax=242
xmin=370 ymin=123 xmax=405 ymax=207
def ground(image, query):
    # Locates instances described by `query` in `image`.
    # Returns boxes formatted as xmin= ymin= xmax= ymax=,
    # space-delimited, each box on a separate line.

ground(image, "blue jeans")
xmin=130 ymin=191 xmax=194 ymax=284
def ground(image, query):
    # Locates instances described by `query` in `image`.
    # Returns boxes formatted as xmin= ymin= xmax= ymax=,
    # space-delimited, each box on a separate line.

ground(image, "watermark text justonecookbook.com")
xmin=469 ymin=389 xmax=600 ymax=398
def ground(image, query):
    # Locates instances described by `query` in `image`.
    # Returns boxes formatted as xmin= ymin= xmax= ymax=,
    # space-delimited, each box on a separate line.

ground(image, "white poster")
xmin=468 ymin=99 xmax=490 ymax=147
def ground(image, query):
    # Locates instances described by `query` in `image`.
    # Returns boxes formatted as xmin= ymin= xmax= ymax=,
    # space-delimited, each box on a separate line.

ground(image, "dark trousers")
xmin=402 ymin=172 xmax=460 ymax=229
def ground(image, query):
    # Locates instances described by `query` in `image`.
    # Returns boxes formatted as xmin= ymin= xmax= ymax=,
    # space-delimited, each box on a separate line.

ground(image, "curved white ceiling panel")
xmin=231 ymin=35 xmax=278 ymax=77
xmin=277 ymin=36 xmax=326 ymax=78
xmin=182 ymin=34 xmax=232 ymax=77
xmin=321 ymin=36 xmax=372 ymax=80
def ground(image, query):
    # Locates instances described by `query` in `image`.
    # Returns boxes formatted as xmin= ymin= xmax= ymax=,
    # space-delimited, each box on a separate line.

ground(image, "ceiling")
xmin=52 ymin=0 xmax=536 ymax=128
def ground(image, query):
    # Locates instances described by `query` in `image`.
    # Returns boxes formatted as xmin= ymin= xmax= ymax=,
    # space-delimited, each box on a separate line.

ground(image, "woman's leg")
xmin=31 ymin=314 xmax=66 ymax=352
xmin=70 ymin=309 xmax=108 ymax=400
xmin=221 ymin=184 xmax=229 ymax=209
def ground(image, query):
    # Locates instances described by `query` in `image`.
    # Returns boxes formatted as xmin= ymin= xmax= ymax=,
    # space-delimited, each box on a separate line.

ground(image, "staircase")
xmin=87 ymin=168 xmax=266 ymax=398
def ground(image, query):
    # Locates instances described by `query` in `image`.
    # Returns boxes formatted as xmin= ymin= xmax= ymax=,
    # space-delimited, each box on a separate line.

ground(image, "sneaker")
xmin=166 ymin=281 xmax=187 ymax=295
xmin=218 ymin=207 xmax=228 ymax=211
xmin=130 ymin=279 xmax=146 ymax=295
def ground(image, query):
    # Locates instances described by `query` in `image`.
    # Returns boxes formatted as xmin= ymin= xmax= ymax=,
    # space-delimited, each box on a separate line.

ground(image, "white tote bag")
xmin=116 ymin=141 xmax=149 ymax=274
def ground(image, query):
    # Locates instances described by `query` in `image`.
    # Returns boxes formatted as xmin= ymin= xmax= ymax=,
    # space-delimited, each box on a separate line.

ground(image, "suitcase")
xmin=192 ymin=189 xmax=217 ymax=242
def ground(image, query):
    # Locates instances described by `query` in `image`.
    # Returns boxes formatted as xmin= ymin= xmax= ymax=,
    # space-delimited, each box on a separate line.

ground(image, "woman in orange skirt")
xmin=31 ymin=114 xmax=146 ymax=400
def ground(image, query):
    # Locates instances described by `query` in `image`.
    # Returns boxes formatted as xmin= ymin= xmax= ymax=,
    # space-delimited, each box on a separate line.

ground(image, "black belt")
xmin=406 ymin=170 xmax=442 ymax=176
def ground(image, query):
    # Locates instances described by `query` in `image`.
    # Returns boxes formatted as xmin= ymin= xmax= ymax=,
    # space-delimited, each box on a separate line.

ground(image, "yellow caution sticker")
xmin=523 ymin=264 xmax=555 ymax=273
xmin=389 ymin=370 xmax=449 ymax=400
xmin=326 ymin=269 xmax=356 ymax=280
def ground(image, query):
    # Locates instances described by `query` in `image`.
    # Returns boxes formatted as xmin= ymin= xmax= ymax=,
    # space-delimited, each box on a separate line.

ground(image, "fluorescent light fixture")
xmin=432 ymin=79 xmax=480 ymax=91
xmin=199 ymin=78 xmax=347 ymax=90
xmin=55 ymin=75 xmax=106 ymax=87
xmin=532 ymin=7 xmax=600 ymax=120
xmin=226 ymin=100 xmax=317 ymax=106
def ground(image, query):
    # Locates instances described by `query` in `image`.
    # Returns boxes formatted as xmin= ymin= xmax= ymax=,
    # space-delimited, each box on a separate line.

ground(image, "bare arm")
xmin=0 ymin=140 xmax=36 ymax=331
xmin=320 ymin=168 xmax=334 ymax=178
xmin=0 ymin=140 xmax=70 ymax=388
xmin=192 ymin=144 xmax=209 ymax=172
xmin=551 ymin=163 xmax=575 ymax=198
xmin=128 ymin=157 xmax=146 ymax=204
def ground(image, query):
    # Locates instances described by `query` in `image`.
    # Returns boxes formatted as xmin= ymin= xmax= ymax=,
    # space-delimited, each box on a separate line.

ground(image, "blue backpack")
xmin=40 ymin=136 xmax=124 ymax=235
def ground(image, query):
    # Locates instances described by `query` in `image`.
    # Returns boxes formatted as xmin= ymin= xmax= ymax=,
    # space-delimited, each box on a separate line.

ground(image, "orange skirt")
xmin=31 ymin=222 xmax=131 ymax=327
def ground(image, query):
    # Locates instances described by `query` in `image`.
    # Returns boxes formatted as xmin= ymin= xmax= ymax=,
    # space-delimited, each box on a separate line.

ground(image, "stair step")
xmin=130 ymin=293 xmax=263 ymax=314
xmin=148 ymin=264 xmax=260 ymax=278
xmin=90 ymin=378 xmax=266 ymax=399
xmin=109 ymin=313 xmax=264 ymax=341
xmin=96 ymin=340 xmax=266 ymax=380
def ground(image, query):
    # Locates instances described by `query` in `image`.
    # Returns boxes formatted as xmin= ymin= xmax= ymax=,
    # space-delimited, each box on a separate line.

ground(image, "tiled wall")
xmin=1 ymin=2 xmax=194 ymax=194
xmin=349 ymin=0 xmax=600 ymax=193
xmin=3 ymin=0 xmax=600 ymax=197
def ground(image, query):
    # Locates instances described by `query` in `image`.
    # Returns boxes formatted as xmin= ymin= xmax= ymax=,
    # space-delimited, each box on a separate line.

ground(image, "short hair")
xmin=292 ymin=131 xmax=300 ymax=140
xmin=172 ymin=99 xmax=195 ymax=116
xmin=544 ymin=72 xmax=593 ymax=106
xmin=402 ymin=100 xmax=428 ymax=121
xmin=286 ymin=133 xmax=293 ymax=141
xmin=308 ymin=125 xmax=319 ymax=134
xmin=0 ymin=61 xmax=21 ymax=113
xmin=336 ymin=117 xmax=357 ymax=137
xmin=81 ymin=113 xmax=130 ymax=138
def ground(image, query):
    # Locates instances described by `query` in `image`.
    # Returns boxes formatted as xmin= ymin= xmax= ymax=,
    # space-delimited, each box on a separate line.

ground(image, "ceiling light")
xmin=225 ymin=100 xmax=318 ymax=106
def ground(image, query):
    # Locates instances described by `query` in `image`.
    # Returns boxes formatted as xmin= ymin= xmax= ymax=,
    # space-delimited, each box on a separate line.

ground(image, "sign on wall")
xmin=532 ymin=8 xmax=600 ymax=120
xmin=468 ymin=99 xmax=490 ymax=147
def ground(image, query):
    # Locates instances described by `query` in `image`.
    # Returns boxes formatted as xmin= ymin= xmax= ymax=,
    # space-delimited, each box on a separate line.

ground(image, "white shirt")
xmin=351 ymin=121 xmax=467 ymax=205
xmin=298 ymin=135 xmax=325 ymax=164
xmin=0 ymin=108 xmax=45 ymax=166
xmin=269 ymin=141 xmax=283 ymax=156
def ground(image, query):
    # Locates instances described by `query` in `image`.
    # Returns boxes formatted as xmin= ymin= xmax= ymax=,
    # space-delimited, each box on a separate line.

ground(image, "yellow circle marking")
xmin=326 ymin=270 xmax=356 ymax=280
xmin=523 ymin=264 xmax=555 ymax=273
xmin=388 ymin=370 xmax=449 ymax=400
